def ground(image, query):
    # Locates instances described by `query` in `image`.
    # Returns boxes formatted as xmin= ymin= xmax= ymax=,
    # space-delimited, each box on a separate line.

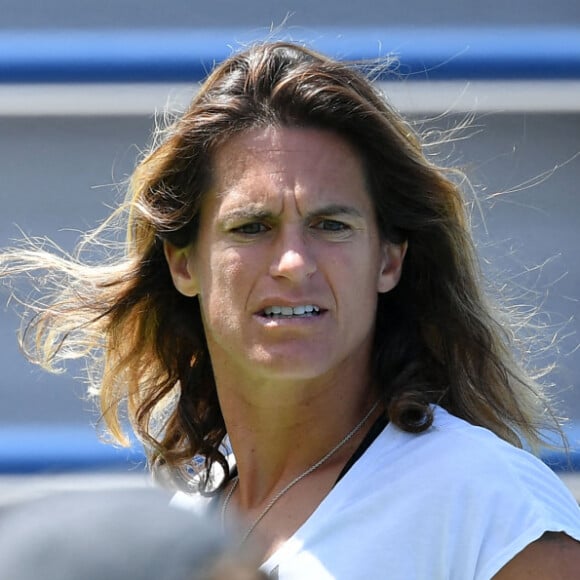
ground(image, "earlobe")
xmin=163 ymin=241 xmax=199 ymax=297
xmin=377 ymin=240 xmax=407 ymax=294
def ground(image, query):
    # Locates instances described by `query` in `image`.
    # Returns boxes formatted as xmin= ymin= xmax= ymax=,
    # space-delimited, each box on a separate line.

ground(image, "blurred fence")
xmin=0 ymin=424 xmax=578 ymax=475
xmin=0 ymin=425 xmax=146 ymax=474
xmin=0 ymin=27 xmax=580 ymax=115
xmin=0 ymin=27 xmax=579 ymax=478
xmin=1 ymin=27 xmax=579 ymax=83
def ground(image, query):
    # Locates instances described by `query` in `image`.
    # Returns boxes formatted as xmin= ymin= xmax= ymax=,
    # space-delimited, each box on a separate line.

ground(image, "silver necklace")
xmin=221 ymin=400 xmax=379 ymax=544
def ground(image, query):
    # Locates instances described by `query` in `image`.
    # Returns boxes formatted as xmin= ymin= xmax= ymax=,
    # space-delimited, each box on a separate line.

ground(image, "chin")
xmin=249 ymin=348 xmax=338 ymax=381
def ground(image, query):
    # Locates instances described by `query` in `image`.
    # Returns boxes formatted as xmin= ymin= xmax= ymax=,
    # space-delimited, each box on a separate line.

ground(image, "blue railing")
xmin=0 ymin=425 xmax=146 ymax=474
xmin=540 ymin=424 xmax=580 ymax=472
xmin=0 ymin=27 xmax=579 ymax=475
xmin=0 ymin=27 xmax=579 ymax=84
xmin=0 ymin=423 xmax=579 ymax=475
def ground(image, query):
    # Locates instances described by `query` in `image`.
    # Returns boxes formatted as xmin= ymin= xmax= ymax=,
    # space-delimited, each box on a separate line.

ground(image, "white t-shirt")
xmin=174 ymin=406 xmax=580 ymax=579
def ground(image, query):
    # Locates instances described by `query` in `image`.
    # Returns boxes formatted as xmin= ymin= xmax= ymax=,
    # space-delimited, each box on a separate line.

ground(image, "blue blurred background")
xmin=0 ymin=1 xmax=579 ymax=494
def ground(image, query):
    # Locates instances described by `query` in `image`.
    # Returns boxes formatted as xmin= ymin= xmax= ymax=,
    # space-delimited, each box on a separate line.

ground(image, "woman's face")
xmin=167 ymin=126 xmax=406 ymax=386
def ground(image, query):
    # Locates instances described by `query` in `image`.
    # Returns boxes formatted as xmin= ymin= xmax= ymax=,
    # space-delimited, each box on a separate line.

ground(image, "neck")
xmin=217 ymin=372 xmax=379 ymax=508
xmin=221 ymin=398 xmax=380 ymax=545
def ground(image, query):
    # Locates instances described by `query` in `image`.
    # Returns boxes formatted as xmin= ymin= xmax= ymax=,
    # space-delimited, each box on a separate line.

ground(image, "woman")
xmin=2 ymin=41 xmax=579 ymax=578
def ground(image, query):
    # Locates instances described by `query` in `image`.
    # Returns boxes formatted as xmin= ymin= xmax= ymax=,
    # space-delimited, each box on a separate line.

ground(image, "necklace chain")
xmin=221 ymin=400 xmax=379 ymax=544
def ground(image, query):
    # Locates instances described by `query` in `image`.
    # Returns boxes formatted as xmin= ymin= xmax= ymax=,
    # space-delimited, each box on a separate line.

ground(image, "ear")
xmin=163 ymin=241 xmax=199 ymax=297
xmin=377 ymin=240 xmax=407 ymax=294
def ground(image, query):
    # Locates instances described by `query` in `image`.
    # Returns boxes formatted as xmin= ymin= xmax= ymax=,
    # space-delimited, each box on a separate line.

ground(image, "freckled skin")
xmin=184 ymin=127 xmax=403 ymax=387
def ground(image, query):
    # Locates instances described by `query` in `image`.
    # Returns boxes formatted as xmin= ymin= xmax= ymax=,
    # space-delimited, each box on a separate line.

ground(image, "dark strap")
xmin=334 ymin=414 xmax=389 ymax=486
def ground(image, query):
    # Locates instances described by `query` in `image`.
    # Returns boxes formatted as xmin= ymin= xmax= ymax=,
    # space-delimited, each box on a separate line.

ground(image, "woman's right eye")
xmin=232 ymin=223 xmax=268 ymax=235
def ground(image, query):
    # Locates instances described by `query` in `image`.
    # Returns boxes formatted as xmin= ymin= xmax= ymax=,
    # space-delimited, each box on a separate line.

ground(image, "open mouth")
xmin=261 ymin=305 xmax=322 ymax=318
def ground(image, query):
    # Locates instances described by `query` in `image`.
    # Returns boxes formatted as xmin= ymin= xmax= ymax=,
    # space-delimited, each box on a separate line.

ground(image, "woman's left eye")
xmin=232 ymin=223 xmax=268 ymax=235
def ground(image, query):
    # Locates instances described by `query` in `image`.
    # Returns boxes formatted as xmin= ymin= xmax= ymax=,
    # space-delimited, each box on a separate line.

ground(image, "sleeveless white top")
xmin=173 ymin=406 xmax=580 ymax=579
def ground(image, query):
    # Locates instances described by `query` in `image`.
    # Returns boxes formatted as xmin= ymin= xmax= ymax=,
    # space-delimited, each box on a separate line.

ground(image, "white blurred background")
xmin=0 ymin=1 xmax=578 ymax=498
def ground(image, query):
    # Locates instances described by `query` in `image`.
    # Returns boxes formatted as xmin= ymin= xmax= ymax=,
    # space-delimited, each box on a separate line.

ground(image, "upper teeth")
xmin=264 ymin=305 xmax=320 ymax=316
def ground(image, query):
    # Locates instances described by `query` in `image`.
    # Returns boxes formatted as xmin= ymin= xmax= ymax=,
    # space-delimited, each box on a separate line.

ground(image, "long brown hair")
xmin=0 ymin=41 xmax=557 ymax=490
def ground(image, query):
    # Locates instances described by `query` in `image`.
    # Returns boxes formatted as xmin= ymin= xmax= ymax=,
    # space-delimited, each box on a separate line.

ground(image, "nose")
xmin=269 ymin=228 xmax=317 ymax=282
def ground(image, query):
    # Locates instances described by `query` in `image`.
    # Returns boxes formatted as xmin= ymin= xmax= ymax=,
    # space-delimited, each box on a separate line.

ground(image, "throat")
xmin=221 ymin=401 xmax=380 ymax=545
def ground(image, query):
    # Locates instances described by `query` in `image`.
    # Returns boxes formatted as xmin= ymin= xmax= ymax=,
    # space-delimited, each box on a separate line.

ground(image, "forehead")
xmin=206 ymin=126 xmax=371 ymax=211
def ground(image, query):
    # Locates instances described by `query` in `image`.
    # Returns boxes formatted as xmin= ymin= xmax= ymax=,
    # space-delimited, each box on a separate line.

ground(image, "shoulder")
xmin=338 ymin=405 xmax=580 ymax=578
xmin=384 ymin=406 xmax=578 ymax=510
xmin=342 ymin=406 xmax=574 ymax=519
xmin=378 ymin=406 xmax=580 ymax=579
xmin=393 ymin=406 xmax=563 ymax=484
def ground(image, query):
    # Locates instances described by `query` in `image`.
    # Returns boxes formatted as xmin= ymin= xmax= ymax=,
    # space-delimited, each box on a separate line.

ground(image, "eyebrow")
xmin=220 ymin=207 xmax=274 ymax=222
xmin=307 ymin=204 xmax=365 ymax=220
xmin=220 ymin=204 xmax=365 ymax=222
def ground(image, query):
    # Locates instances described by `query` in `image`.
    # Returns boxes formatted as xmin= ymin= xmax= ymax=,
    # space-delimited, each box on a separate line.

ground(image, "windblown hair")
xmin=0 ymin=41 xmax=557 ymax=490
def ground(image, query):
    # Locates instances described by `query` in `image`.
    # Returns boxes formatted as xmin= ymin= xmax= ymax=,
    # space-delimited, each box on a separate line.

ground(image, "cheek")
xmin=200 ymin=253 xmax=247 ymax=314
xmin=339 ymin=250 xmax=383 ymax=311
xmin=340 ymin=242 xmax=384 ymax=285
xmin=217 ymin=252 xmax=248 ymax=289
